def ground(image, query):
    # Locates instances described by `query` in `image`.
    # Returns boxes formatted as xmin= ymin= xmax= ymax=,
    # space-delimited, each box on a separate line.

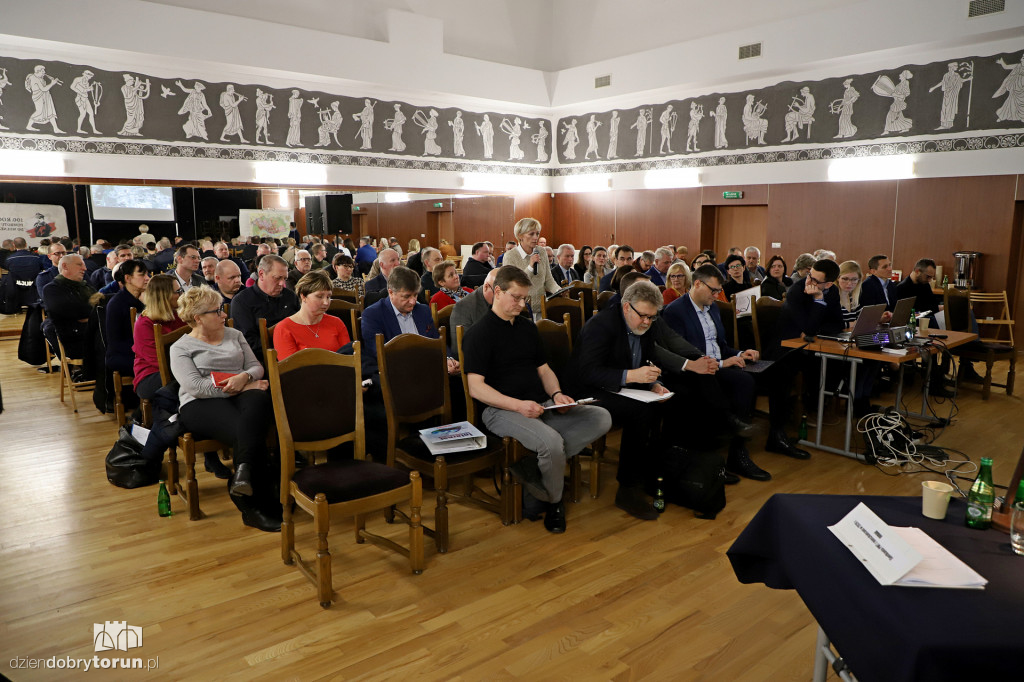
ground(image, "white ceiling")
xmin=144 ymin=0 xmax=856 ymax=72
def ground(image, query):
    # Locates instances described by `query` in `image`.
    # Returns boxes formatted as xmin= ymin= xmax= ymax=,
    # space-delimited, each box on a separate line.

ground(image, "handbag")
xmin=661 ymin=446 xmax=727 ymax=519
xmin=105 ymin=425 xmax=161 ymax=489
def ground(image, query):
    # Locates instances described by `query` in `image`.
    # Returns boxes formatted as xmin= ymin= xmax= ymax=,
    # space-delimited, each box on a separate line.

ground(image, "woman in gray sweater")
xmin=169 ymin=286 xmax=279 ymax=532
xmin=501 ymin=217 xmax=561 ymax=318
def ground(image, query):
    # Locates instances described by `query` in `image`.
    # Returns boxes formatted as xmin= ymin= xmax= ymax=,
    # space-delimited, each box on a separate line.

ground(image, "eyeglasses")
xmin=700 ymin=280 xmax=723 ymax=296
xmin=727 ymin=263 xmax=744 ymax=270
xmin=198 ymin=304 xmax=226 ymax=316
xmin=807 ymin=276 xmax=834 ymax=289
xmin=296 ymin=257 xmax=312 ymax=262
xmin=668 ymin=274 xmax=687 ymax=279
xmin=627 ymin=301 xmax=658 ymax=322
xmin=498 ymin=288 xmax=528 ymax=305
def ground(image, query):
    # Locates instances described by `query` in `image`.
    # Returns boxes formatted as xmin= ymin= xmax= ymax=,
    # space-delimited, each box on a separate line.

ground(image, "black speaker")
xmin=304 ymin=195 xmax=322 ymax=234
xmin=322 ymin=194 xmax=353 ymax=235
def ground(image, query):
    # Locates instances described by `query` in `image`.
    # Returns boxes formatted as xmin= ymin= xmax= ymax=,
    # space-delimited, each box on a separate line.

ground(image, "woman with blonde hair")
xmin=837 ymin=260 xmax=864 ymax=326
xmin=662 ymin=261 xmax=691 ymax=305
xmin=501 ymin=217 xmax=560 ymax=317
xmin=132 ymin=274 xmax=185 ymax=401
xmin=170 ymin=286 xmax=278 ymax=532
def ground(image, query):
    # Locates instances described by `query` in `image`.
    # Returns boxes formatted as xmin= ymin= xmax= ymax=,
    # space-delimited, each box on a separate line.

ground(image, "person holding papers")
xmin=663 ymin=265 xmax=810 ymax=482
xmin=565 ymin=280 xmax=703 ymax=520
xmin=462 ymin=266 xmax=611 ymax=533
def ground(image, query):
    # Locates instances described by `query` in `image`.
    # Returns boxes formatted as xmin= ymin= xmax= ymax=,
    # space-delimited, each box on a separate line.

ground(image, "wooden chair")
xmin=750 ymin=297 xmax=784 ymax=355
xmin=153 ymin=323 xmax=231 ymax=520
xmin=566 ymin=281 xmax=596 ymax=321
xmin=331 ymin=287 xmax=360 ymax=303
xmin=596 ymin=290 xmax=615 ymax=312
xmin=541 ymin=295 xmax=585 ymax=341
xmin=714 ymin=299 xmax=739 ymax=349
xmin=56 ymin=336 xmax=95 ymax=413
xmin=969 ymin=291 xmax=1014 ymax=345
xmin=944 ymin=288 xmax=1015 ymax=400
xmin=430 ymin=302 xmax=455 ymax=343
xmin=258 ymin=318 xmax=279 ymax=369
xmin=376 ymin=330 xmax=510 ymax=552
xmin=222 ymin=302 xmax=230 ymax=319
xmin=39 ymin=308 xmax=56 ymax=374
xmin=455 ymin=325 xmax=521 ymax=523
xmin=328 ymin=298 xmax=362 ymax=342
xmin=267 ymin=346 xmax=424 ymax=608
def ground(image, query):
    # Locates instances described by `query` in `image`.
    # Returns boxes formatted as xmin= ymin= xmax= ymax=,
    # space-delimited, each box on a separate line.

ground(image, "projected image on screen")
xmin=90 ymin=185 xmax=176 ymax=222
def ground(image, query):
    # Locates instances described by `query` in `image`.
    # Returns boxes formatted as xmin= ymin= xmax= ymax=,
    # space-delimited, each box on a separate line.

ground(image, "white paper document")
xmin=543 ymin=397 xmax=598 ymax=410
xmin=616 ymin=388 xmax=674 ymax=403
xmin=828 ymin=503 xmax=987 ymax=589
xmin=418 ymin=421 xmax=487 ymax=455
xmin=733 ymin=286 xmax=761 ymax=318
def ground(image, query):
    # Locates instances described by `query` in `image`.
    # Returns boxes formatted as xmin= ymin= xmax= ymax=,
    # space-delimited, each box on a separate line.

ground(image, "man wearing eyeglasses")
xmin=463 ymin=266 xmax=612 ymax=533
xmin=566 ymin=279 xmax=705 ymax=519
xmin=895 ymin=258 xmax=943 ymax=316
xmin=286 ymin=249 xmax=313 ymax=290
xmin=35 ymin=242 xmax=68 ymax=304
xmin=170 ymin=244 xmax=205 ymax=293
xmin=229 ymin=254 xmax=299 ymax=363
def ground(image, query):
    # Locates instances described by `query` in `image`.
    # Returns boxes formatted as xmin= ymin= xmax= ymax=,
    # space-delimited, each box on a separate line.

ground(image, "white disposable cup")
xmin=922 ymin=480 xmax=954 ymax=519
xmin=918 ymin=318 xmax=930 ymax=334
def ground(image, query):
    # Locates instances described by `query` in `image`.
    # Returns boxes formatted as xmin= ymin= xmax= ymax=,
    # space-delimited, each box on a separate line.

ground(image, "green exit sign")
xmin=352 ymin=206 xmax=360 ymax=211
xmin=433 ymin=202 xmax=444 ymax=208
xmin=722 ymin=191 xmax=744 ymax=199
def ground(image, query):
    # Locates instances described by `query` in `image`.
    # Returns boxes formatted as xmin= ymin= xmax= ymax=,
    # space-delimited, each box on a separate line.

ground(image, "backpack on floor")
xmin=661 ymin=446 xmax=727 ymax=519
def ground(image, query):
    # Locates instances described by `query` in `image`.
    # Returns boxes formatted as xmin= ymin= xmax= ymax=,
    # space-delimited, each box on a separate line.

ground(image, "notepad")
xmin=616 ymin=388 xmax=674 ymax=403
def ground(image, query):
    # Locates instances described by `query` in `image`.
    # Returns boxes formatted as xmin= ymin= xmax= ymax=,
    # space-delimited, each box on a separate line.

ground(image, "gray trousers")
xmin=482 ymin=403 xmax=612 ymax=502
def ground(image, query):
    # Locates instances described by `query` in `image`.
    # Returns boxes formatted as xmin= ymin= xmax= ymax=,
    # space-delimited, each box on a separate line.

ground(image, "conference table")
xmin=781 ymin=330 xmax=977 ymax=458
xmin=727 ymin=494 xmax=1023 ymax=682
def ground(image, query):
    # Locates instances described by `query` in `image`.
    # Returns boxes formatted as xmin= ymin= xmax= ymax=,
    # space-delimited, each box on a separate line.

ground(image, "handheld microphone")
xmin=532 ymin=246 xmax=541 ymax=275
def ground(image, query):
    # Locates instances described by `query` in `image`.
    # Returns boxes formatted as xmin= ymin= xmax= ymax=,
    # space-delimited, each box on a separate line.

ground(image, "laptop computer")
xmin=888 ymin=296 xmax=916 ymax=328
xmin=817 ymin=304 xmax=887 ymax=343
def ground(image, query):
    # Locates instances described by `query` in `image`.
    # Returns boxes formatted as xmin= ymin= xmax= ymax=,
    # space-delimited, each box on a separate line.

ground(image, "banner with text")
xmin=0 ymin=203 xmax=69 ymax=247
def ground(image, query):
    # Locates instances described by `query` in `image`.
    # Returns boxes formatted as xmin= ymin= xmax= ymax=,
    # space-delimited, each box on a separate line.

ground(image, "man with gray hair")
xmin=645 ymin=246 xmax=674 ymax=286
xmin=42 ymin=254 xmax=98 ymax=374
xmin=551 ymin=244 xmax=578 ymax=284
xmin=418 ymin=246 xmax=443 ymax=296
xmin=229 ymin=253 xmax=299 ymax=362
xmin=365 ymin=247 xmax=401 ymax=297
xmin=201 ymin=256 xmax=218 ymax=285
xmin=287 ymin=248 xmax=312 ymax=290
xmin=566 ymin=280 xmax=707 ymax=519
xmin=744 ymin=246 xmax=766 ymax=282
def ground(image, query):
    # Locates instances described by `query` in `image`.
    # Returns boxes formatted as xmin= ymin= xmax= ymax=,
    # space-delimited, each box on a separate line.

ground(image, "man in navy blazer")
xmin=860 ymin=254 xmax=898 ymax=311
xmin=663 ymin=264 xmax=810 ymax=480
xmin=364 ymin=247 xmax=401 ymax=296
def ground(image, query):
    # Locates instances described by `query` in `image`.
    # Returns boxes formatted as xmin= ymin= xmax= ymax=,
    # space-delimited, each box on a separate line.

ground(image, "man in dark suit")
xmin=462 ymin=242 xmax=493 ymax=287
xmin=364 ymin=247 xmax=401 ymax=297
xmin=42 ymin=254 xmax=98 ymax=378
xmin=213 ymin=240 xmax=250 ymax=282
xmin=550 ymin=244 xmax=580 ymax=286
xmin=565 ymin=280 xmax=704 ymax=519
xmin=599 ymin=245 xmax=634 ymax=292
xmin=644 ymin=247 xmax=673 ymax=287
xmin=664 ymin=264 xmax=810 ymax=481
xmin=860 ymin=254 xmax=898 ymax=311
xmin=774 ymin=259 xmax=844 ymax=344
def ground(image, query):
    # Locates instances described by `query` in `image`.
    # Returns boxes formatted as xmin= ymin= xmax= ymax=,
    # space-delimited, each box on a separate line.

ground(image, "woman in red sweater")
xmin=273 ymin=270 xmax=351 ymax=360
xmin=132 ymin=274 xmax=186 ymax=400
xmin=428 ymin=260 xmax=472 ymax=310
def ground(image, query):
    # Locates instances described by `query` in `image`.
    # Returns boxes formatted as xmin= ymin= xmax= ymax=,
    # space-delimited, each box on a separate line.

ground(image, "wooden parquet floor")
xmin=1 ymin=311 xmax=1021 ymax=681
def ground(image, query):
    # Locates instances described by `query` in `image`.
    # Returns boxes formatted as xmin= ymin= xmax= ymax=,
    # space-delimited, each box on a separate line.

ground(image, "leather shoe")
xmin=229 ymin=463 xmax=254 ymax=496
xmin=509 ymin=457 xmax=551 ymax=503
xmin=765 ymin=431 xmax=811 ymax=460
xmin=725 ymin=413 xmax=755 ymax=438
xmin=727 ymin=445 xmax=772 ymax=481
xmin=543 ymin=500 xmax=566 ymax=533
xmin=241 ymin=506 xmax=282 ymax=532
xmin=204 ymin=452 xmax=232 ymax=480
xmin=615 ymin=484 xmax=659 ymax=520
xmin=719 ymin=468 xmax=741 ymax=485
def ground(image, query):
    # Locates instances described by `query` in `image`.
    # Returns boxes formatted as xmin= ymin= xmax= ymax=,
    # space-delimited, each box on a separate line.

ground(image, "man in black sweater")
xmin=895 ymin=258 xmax=942 ymax=315
xmin=461 ymin=241 xmax=493 ymax=288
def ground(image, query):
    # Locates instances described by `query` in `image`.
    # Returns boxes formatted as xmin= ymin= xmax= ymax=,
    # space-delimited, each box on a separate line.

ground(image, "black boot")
xmin=229 ymin=490 xmax=281 ymax=532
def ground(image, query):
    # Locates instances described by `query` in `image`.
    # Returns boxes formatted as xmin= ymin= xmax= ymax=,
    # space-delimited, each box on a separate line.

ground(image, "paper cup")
xmin=921 ymin=480 xmax=953 ymax=519
xmin=918 ymin=318 xmax=930 ymax=334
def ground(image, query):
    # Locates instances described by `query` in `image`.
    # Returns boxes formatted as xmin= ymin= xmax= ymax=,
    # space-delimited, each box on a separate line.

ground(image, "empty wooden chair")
xmin=944 ymin=288 xmax=1015 ymax=400
xmin=541 ymin=295 xmax=585 ymax=341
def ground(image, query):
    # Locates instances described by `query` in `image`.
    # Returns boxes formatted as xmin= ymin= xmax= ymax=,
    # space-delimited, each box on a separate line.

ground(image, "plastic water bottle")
xmin=158 ymin=481 xmax=172 ymax=517
xmin=653 ymin=477 xmax=666 ymax=514
xmin=965 ymin=458 xmax=994 ymax=530
xmin=1010 ymin=479 xmax=1024 ymax=556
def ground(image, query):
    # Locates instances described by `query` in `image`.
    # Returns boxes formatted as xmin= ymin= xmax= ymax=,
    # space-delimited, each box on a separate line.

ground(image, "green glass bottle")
xmin=653 ymin=477 xmax=665 ymax=514
xmin=942 ymin=275 xmax=949 ymax=289
xmin=1010 ymin=479 xmax=1024 ymax=556
xmin=158 ymin=481 xmax=172 ymax=517
xmin=798 ymin=414 xmax=808 ymax=441
xmin=965 ymin=458 xmax=994 ymax=530
xmin=908 ymin=309 xmax=917 ymax=336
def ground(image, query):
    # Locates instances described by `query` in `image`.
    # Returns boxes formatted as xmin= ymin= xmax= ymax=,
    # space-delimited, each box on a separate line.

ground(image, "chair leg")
xmin=182 ymin=435 xmax=201 ymax=520
xmin=433 ymin=458 xmax=449 ymax=553
xmin=982 ymin=355 xmax=994 ymax=401
xmin=141 ymin=399 xmax=153 ymax=428
xmin=281 ymin=494 xmax=295 ymax=565
xmin=408 ymin=472 xmax=424 ymax=574
xmin=354 ymin=514 xmax=366 ymax=543
xmin=166 ymin=447 xmax=179 ymax=497
xmin=590 ymin=436 xmax=606 ymax=499
xmin=1007 ymin=355 xmax=1016 ymax=396
xmin=314 ymin=494 xmax=332 ymax=608
xmin=568 ymin=455 xmax=581 ymax=503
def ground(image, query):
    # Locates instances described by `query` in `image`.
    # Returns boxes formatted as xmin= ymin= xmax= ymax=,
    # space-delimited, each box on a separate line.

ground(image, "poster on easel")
xmin=0 ymin=203 xmax=69 ymax=247
xmin=239 ymin=208 xmax=293 ymax=240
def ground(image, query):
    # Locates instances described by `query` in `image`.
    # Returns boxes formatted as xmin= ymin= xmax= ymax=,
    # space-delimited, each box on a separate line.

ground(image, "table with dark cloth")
xmin=727 ymin=493 xmax=1023 ymax=682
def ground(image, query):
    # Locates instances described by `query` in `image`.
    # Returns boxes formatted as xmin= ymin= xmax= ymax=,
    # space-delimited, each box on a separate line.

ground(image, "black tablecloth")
xmin=727 ymin=494 xmax=1024 ymax=682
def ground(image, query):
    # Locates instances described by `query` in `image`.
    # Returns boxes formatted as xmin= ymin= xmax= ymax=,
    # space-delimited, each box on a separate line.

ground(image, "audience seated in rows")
xmin=42 ymin=254 xmax=100 ymax=376
xmin=286 ymin=249 xmax=312 ymax=290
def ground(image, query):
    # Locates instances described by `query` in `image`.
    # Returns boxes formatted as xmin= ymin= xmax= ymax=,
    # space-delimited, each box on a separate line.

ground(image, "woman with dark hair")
xmin=274 ymin=270 xmax=351 ymax=360
xmin=330 ymin=253 xmax=365 ymax=298
xmin=690 ymin=252 xmax=712 ymax=270
xmin=105 ymin=259 xmax=150 ymax=377
xmin=722 ymin=254 xmax=749 ymax=300
xmin=170 ymin=286 xmax=278 ymax=532
xmin=584 ymin=246 xmax=611 ymax=288
xmin=760 ymin=255 xmax=792 ymax=300
xmin=573 ymin=245 xmax=592 ymax=280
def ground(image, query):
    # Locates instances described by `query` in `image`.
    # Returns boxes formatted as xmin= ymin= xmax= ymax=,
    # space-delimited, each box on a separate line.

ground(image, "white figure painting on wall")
xmin=782 ymin=87 xmax=815 ymax=142
xmin=631 ymin=108 xmax=652 ymax=156
xmin=532 ymin=120 xmax=548 ymax=162
xmin=710 ymin=97 xmax=727 ymax=149
xmin=475 ymin=114 xmax=494 ymax=159
xmin=314 ymin=101 xmax=342 ymax=147
xmin=685 ymin=102 xmax=703 ymax=152
xmin=176 ymin=80 xmax=211 ymax=140
xmin=386 ymin=104 xmax=407 ymax=152
xmin=831 ymin=79 xmax=859 ymax=139
xmin=874 ymin=70 xmax=913 ymax=135
xmin=286 ymin=90 xmax=302 ymax=147
xmin=70 ymin=70 xmax=101 ymax=135
xmin=561 ymin=118 xmax=579 ymax=160
xmin=659 ymin=105 xmax=676 ymax=154
xmin=118 ymin=74 xmax=148 ymax=137
xmin=501 ymin=116 xmax=525 ymax=160
xmin=255 ymin=89 xmax=274 ymax=144
xmin=219 ymin=85 xmax=248 ymax=143
xmin=25 ymin=65 xmax=64 ymax=134
xmin=0 ymin=68 xmax=9 ymax=130
xmin=742 ymin=94 xmax=768 ymax=145
xmin=353 ymin=99 xmax=376 ymax=149
xmin=414 ymin=109 xmax=442 ymax=156
xmin=449 ymin=110 xmax=466 ymax=156
xmin=607 ymin=111 xmax=620 ymax=159
xmin=584 ymin=114 xmax=601 ymax=159
xmin=993 ymin=55 xmax=1023 ymax=123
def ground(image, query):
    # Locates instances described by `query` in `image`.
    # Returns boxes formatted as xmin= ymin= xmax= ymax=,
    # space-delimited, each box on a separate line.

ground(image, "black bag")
xmin=105 ymin=425 xmax=161 ymax=489
xmin=661 ymin=446 xmax=727 ymax=519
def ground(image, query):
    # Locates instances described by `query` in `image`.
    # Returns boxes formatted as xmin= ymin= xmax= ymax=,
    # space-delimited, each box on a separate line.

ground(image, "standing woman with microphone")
xmin=501 ymin=217 xmax=561 ymax=319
